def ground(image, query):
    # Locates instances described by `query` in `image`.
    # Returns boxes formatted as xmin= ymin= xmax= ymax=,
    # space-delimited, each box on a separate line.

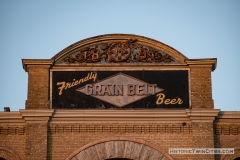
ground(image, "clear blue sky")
xmin=0 ymin=1 xmax=239 ymax=111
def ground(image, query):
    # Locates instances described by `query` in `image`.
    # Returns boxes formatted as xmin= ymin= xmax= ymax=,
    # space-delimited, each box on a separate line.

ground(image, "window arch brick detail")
xmin=65 ymin=137 xmax=174 ymax=160
xmin=0 ymin=147 xmax=21 ymax=160
xmin=221 ymin=147 xmax=240 ymax=160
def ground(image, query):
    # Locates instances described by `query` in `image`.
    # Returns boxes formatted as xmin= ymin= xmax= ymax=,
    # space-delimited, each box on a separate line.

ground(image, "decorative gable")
xmin=52 ymin=34 xmax=188 ymax=65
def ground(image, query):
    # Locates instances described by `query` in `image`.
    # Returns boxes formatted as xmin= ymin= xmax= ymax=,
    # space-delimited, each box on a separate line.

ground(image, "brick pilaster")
xmin=186 ymin=109 xmax=220 ymax=160
xmin=22 ymin=59 xmax=53 ymax=109
xmin=20 ymin=109 xmax=54 ymax=160
xmin=192 ymin=121 xmax=215 ymax=159
xmin=25 ymin=122 xmax=48 ymax=160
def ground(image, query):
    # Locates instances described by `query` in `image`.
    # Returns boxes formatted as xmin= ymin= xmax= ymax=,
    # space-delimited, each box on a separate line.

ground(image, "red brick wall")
xmin=47 ymin=122 xmax=193 ymax=160
xmin=214 ymin=124 xmax=240 ymax=160
xmin=0 ymin=125 xmax=26 ymax=160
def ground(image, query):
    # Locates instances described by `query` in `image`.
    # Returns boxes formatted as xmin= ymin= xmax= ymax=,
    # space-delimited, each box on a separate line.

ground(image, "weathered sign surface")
xmin=52 ymin=70 xmax=189 ymax=109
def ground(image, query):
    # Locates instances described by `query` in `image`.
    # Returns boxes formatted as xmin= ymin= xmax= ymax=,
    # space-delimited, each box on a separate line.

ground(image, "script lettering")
xmin=56 ymin=72 xmax=97 ymax=95
xmin=156 ymin=93 xmax=183 ymax=105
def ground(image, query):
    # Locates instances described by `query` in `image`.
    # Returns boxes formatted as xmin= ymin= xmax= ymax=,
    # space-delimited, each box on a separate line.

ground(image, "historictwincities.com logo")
xmin=169 ymin=148 xmax=234 ymax=154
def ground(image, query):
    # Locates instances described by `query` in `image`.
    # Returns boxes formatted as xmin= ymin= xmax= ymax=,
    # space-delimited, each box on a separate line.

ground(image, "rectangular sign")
xmin=51 ymin=70 xmax=189 ymax=109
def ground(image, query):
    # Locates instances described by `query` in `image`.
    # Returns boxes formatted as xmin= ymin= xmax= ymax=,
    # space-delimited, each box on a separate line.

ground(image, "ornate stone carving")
xmin=59 ymin=39 xmax=178 ymax=64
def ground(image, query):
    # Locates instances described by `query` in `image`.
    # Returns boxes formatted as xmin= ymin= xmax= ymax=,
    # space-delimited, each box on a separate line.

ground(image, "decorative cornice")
xmin=217 ymin=111 xmax=240 ymax=118
xmin=214 ymin=111 xmax=240 ymax=123
xmin=22 ymin=59 xmax=54 ymax=72
xmin=55 ymin=39 xmax=181 ymax=65
xmin=20 ymin=109 xmax=54 ymax=122
xmin=1 ymin=109 xmax=240 ymax=124
xmin=51 ymin=109 xmax=190 ymax=123
xmin=21 ymin=35 xmax=219 ymax=72
xmin=185 ymin=58 xmax=217 ymax=71
xmin=51 ymin=34 xmax=188 ymax=65
xmin=0 ymin=112 xmax=25 ymax=124
xmin=185 ymin=109 xmax=220 ymax=122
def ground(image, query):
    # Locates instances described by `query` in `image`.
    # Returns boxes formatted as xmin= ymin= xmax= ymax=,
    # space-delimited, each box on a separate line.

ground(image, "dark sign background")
xmin=52 ymin=71 xmax=189 ymax=109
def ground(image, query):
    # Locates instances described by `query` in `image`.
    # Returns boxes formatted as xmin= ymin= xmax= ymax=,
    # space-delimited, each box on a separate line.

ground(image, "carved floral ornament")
xmin=56 ymin=39 xmax=180 ymax=64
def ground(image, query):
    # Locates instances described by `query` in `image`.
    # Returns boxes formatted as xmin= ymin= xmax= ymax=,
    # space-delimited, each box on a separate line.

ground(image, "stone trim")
xmin=0 ymin=112 xmax=25 ymax=124
xmin=217 ymin=111 xmax=240 ymax=118
xmin=0 ymin=109 xmax=227 ymax=123
xmin=0 ymin=146 xmax=21 ymax=160
xmin=50 ymin=66 xmax=190 ymax=70
xmin=186 ymin=109 xmax=220 ymax=122
xmin=215 ymin=111 xmax=240 ymax=123
xmin=51 ymin=109 xmax=191 ymax=123
xmin=22 ymin=59 xmax=54 ymax=72
xmin=20 ymin=109 xmax=54 ymax=122
xmin=185 ymin=58 xmax=217 ymax=71
xmin=65 ymin=137 xmax=174 ymax=160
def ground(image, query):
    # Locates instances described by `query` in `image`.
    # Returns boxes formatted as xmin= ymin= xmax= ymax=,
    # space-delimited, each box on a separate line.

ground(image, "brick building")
xmin=0 ymin=34 xmax=239 ymax=160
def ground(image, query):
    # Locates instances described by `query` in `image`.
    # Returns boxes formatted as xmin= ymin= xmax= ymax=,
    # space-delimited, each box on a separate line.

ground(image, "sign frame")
xmin=50 ymin=67 xmax=191 ymax=109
